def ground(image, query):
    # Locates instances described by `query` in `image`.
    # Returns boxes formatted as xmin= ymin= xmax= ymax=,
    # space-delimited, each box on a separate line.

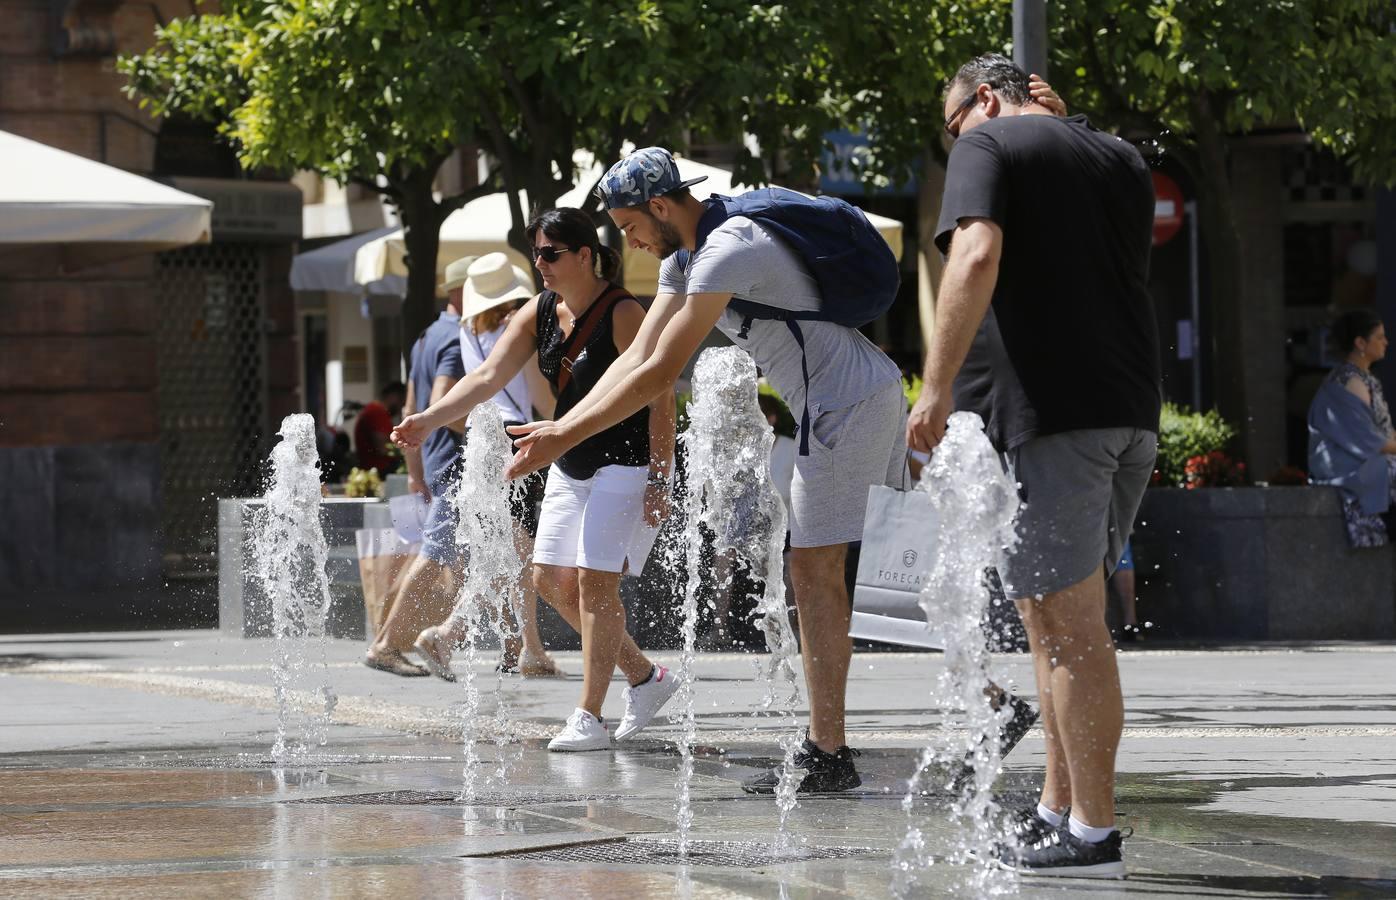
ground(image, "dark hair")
xmin=380 ymin=381 xmax=406 ymax=398
xmin=1331 ymin=307 xmax=1384 ymax=355
xmin=946 ymin=53 xmax=1031 ymax=105
xmin=525 ymin=207 xmax=622 ymax=282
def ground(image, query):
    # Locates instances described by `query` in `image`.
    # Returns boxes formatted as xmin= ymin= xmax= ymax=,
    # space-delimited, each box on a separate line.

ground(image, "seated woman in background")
xmin=1308 ymin=308 xmax=1396 ymax=547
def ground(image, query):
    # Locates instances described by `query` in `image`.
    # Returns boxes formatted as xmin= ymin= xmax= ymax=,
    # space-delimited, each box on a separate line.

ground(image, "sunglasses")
xmin=532 ymin=245 xmax=574 ymax=264
xmin=943 ymin=92 xmax=980 ymax=140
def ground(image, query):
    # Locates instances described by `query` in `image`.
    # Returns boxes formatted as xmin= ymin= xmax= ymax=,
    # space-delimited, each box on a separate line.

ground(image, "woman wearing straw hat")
xmin=394 ymin=209 xmax=679 ymax=751
xmin=413 ymin=252 xmax=565 ymax=680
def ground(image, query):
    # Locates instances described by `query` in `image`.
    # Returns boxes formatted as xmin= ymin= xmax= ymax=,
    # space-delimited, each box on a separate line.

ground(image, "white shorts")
xmin=532 ymin=464 xmax=662 ymax=574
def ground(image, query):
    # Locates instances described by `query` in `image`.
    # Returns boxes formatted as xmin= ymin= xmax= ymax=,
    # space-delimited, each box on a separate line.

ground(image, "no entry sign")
xmin=1152 ymin=172 xmax=1184 ymax=247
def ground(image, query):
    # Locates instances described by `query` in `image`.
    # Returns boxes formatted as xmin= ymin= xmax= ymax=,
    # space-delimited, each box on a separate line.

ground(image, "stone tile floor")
xmin=2 ymin=631 xmax=1394 ymax=897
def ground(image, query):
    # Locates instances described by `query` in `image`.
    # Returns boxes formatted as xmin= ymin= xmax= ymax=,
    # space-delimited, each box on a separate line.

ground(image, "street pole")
xmin=1013 ymin=0 xmax=1048 ymax=77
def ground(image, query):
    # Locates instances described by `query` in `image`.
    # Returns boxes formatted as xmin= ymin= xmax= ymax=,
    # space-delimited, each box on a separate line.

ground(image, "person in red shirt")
xmin=354 ymin=381 xmax=406 ymax=474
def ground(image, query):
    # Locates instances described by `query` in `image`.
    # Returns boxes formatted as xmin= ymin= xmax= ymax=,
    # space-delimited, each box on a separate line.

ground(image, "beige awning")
xmin=0 ymin=130 xmax=213 ymax=270
xmin=350 ymin=153 xmax=904 ymax=298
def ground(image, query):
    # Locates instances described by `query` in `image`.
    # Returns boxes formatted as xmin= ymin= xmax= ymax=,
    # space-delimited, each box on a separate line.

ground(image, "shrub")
xmin=1154 ymin=403 xmax=1239 ymax=488
xmin=1184 ymin=450 xmax=1246 ymax=489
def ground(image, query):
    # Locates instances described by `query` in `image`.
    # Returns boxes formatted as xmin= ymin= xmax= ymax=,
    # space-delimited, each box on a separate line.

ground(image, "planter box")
xmin=1132 ymin=486 xmax=1395 ymax=641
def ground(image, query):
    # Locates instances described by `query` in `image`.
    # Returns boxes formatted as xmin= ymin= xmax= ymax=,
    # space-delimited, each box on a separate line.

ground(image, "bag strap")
xmin=556 ymin=285 xmax=625 ymax=395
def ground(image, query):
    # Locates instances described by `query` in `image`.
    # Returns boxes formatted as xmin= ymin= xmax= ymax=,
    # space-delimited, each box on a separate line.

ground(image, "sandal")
xmin=518 ymin=651 xmax=565 ymax=679
xmin=363 ymin=648 xmax=429 ymax=678
xmin=413 ymin=627 xmax=457 ymax=682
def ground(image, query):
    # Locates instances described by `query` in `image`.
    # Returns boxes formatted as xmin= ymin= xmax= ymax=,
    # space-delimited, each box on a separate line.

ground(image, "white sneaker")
xmin=614 ymin=665 xmax=681 ymax=742
xmin=547 ymin=708 xmax=611 ymax=752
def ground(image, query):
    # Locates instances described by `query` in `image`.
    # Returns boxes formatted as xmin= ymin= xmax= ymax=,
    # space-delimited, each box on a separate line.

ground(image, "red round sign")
xmin=1152 ymin=172 xmax=1184 ymax=247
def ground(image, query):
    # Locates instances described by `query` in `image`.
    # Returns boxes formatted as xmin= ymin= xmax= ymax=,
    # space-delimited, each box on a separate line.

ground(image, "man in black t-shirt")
xmin=907 ymin=54 xmax=1161 ymax=878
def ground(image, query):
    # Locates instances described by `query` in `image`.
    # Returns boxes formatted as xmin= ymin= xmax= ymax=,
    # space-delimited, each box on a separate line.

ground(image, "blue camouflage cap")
xmin=594 ymin=147 xmax=708 ymax=210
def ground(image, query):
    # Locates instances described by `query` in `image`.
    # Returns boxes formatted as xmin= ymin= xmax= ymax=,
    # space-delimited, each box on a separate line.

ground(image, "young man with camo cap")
xmin=507 ymin=146 xmax=907 ymax=793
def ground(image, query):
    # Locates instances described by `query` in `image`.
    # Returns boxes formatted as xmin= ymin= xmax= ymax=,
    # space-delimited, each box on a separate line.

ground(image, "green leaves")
xmin=1051 ymin=0 xmax=1396 ymax=184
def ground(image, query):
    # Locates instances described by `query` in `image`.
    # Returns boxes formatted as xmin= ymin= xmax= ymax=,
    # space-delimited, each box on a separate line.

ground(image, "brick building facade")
xmin=0 ymin=0 xmax=301 ymax=628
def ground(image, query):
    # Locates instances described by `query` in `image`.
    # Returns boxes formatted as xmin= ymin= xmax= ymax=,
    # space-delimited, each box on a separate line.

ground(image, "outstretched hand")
xmin=391 ymin=413 xmax=432 ymax=450
xmin=504 ymin=421 xmax=568 ymax=480
xmin=1028 ymin=74 xmax=1067 ymax=116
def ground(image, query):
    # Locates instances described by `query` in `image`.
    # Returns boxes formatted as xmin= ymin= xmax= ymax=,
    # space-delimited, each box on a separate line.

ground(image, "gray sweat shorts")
xmin=789 ymin=379 xmax=908 ymax=548
xmin=1000 ymin=427 xmax=1157 ymax=599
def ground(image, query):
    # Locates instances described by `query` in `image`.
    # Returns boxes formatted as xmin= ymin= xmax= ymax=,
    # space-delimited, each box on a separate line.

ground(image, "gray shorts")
xmin=1001 ymin=427 xmax=1157 ymax=599
xmin=790 ymin=380 xmax=907 ymax=548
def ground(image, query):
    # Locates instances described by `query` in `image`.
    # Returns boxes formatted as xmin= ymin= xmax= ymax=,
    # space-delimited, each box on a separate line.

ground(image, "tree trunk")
xmin=1189 ymin=92 xmax=1251 ymax=461
xmin=396 ymin=168 xmax=447 ymax=370
xmin=915 ymin=154 xmax=948 ymax=356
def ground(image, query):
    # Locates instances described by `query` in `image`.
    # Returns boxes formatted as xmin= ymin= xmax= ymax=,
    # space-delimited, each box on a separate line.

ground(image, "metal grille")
xmin=493 ymin=838 xmax=885 ymax=867
xmin=156 ymin=244 xmax=268 ymax=558
xmin=288 ymin=789 xmax=621 ymax=806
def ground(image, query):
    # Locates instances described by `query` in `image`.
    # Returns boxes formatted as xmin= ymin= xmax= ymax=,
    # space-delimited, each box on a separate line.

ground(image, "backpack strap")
xmin=556 ymin=285 xmax=626 ymax=395
xmin=726 ymin=298 xmax=819 ymax=456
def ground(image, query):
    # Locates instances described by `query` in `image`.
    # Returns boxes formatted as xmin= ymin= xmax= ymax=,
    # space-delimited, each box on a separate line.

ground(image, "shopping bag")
xmin=849 ymin=485 xmax=943 ymax=648
xmin=355 ymin=528 xmax=420 ymax=638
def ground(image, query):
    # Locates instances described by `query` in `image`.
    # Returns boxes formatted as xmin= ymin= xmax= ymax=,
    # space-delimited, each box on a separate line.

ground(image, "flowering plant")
xmin=1153 ymin=403 xmax=1238 ymax=487
xmin=1183 ymin=451 xmax=1246 ymax=489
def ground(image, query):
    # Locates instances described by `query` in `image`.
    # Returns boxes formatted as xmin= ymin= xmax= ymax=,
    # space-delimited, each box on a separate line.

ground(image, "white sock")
xmin=1036 ymin=803 xmax=1066 ymax=828
xmin=1068 ymin=816 xmax=1117 ymax=844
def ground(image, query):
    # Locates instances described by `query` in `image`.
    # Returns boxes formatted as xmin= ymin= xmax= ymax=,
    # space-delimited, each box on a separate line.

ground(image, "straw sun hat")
xmin=453 ymin=252 xmax=536 ymax=319
xmin=437 ymin=255 xmax=478 ymax=293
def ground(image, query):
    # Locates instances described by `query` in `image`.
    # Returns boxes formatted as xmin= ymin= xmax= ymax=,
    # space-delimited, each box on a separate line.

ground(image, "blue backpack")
xmin=676 ymin=187 xmax=901 ymax=454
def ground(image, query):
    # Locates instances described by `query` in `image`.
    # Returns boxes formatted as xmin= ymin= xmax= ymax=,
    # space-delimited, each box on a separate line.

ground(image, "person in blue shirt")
xmin=364 ymin=260 xmax=471 ymax=676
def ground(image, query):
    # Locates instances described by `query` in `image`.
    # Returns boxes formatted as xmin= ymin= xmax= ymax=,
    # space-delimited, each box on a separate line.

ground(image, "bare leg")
xmin=511 ymin=530 xmax=553 ymax=663
xmin=1015 ymin=565 xmax=1122 ymax=827
xmin=1014 ymin=598 xmax=1073 ymax=813
xmin=576 ymin=567 xmax=628 ymax=719
xmin=370 ymin=555 xmax=457 ymax=655
xmin=1108 ymin=567 xmax=1138 ymax=629
xmin=533 ymin=564 xmax=651 ymax=684
xmin=789 ymin=543 xmax=852 ymax=752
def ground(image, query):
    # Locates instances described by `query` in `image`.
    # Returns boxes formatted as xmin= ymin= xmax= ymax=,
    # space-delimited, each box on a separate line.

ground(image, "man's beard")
xmin=655 ymin=219 xmax=684 ymax=258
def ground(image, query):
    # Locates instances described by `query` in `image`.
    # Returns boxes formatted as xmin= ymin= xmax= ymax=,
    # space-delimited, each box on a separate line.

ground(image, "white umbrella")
xmin=352 ymin=153 xmax=904 ymax=298
xmin=0 ymin=130 xmax=212 ymax=270
xmin=290 ymin=225 xmax=404 ymax=296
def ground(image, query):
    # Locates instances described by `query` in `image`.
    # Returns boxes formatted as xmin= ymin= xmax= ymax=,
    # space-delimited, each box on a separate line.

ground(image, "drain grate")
xmin=288 ymin=789 xmax=621 ymax=806
xmin=492 ymin=838 xmax=885 ymax=867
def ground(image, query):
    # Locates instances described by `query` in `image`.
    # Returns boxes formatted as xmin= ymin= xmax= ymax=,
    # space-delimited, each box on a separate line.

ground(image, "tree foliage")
xmin=119 ymin=0 xmax=858 ymax=340
xmin=1050 ymin=0 xmax=1396 ymax=185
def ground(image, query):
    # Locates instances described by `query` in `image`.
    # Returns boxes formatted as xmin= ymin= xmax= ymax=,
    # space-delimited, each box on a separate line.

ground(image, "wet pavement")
xmin=1 ymin=631 xmax=1394 ymax=897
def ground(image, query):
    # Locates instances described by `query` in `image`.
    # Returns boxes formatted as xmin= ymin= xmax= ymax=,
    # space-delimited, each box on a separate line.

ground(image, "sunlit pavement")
xmin=2 ymin=631 xmax=1394 ymax=897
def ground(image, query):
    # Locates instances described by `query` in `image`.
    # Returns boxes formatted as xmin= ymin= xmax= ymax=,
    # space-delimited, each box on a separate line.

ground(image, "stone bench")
xmin=1133 ymin=486 xmax=1395 ymax=641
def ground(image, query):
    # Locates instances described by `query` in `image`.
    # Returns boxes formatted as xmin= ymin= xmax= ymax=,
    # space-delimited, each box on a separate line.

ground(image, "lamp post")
xmin=1013 ymin=0 xmax=1048 ymax=77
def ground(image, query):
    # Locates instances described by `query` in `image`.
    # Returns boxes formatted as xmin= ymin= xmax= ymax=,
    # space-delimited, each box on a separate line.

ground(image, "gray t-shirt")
xmin=658 ymin=216 xmax=900 ymax=419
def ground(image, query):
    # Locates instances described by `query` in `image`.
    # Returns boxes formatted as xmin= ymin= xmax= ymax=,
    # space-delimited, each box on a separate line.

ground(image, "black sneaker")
xmin=1001 ymin=827 xmax=1127 ymax=878
xmin=951 ymin=692 xmax=1039 ymax=789
xmin=741 ymin=736 xmax=862 ymax=794
xmin=1005 ymin=806 xmax=1066 ymax=847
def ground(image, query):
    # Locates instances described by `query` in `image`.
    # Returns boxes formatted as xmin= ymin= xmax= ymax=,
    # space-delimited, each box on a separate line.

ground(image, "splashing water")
xmin=893 ymin=412 xmax=1021 ymax=897
xmin=680 ymin=347 xmax=804 ymax=853
xmin=445 ymin=403 xmax=522 ymax=803
xmin=250 ymin=414 xmax=336 ymax=763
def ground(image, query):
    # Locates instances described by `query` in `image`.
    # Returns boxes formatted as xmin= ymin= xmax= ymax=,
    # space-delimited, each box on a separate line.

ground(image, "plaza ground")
xmin=1 ymin=631 xmax=1394 ymax=897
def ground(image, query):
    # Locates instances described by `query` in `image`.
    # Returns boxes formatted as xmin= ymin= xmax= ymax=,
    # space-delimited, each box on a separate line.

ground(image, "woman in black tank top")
xmin=391 ymin=207 xmax=679 ymax=751
xmin=535 ymin=287 xmax=651 ymax=478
